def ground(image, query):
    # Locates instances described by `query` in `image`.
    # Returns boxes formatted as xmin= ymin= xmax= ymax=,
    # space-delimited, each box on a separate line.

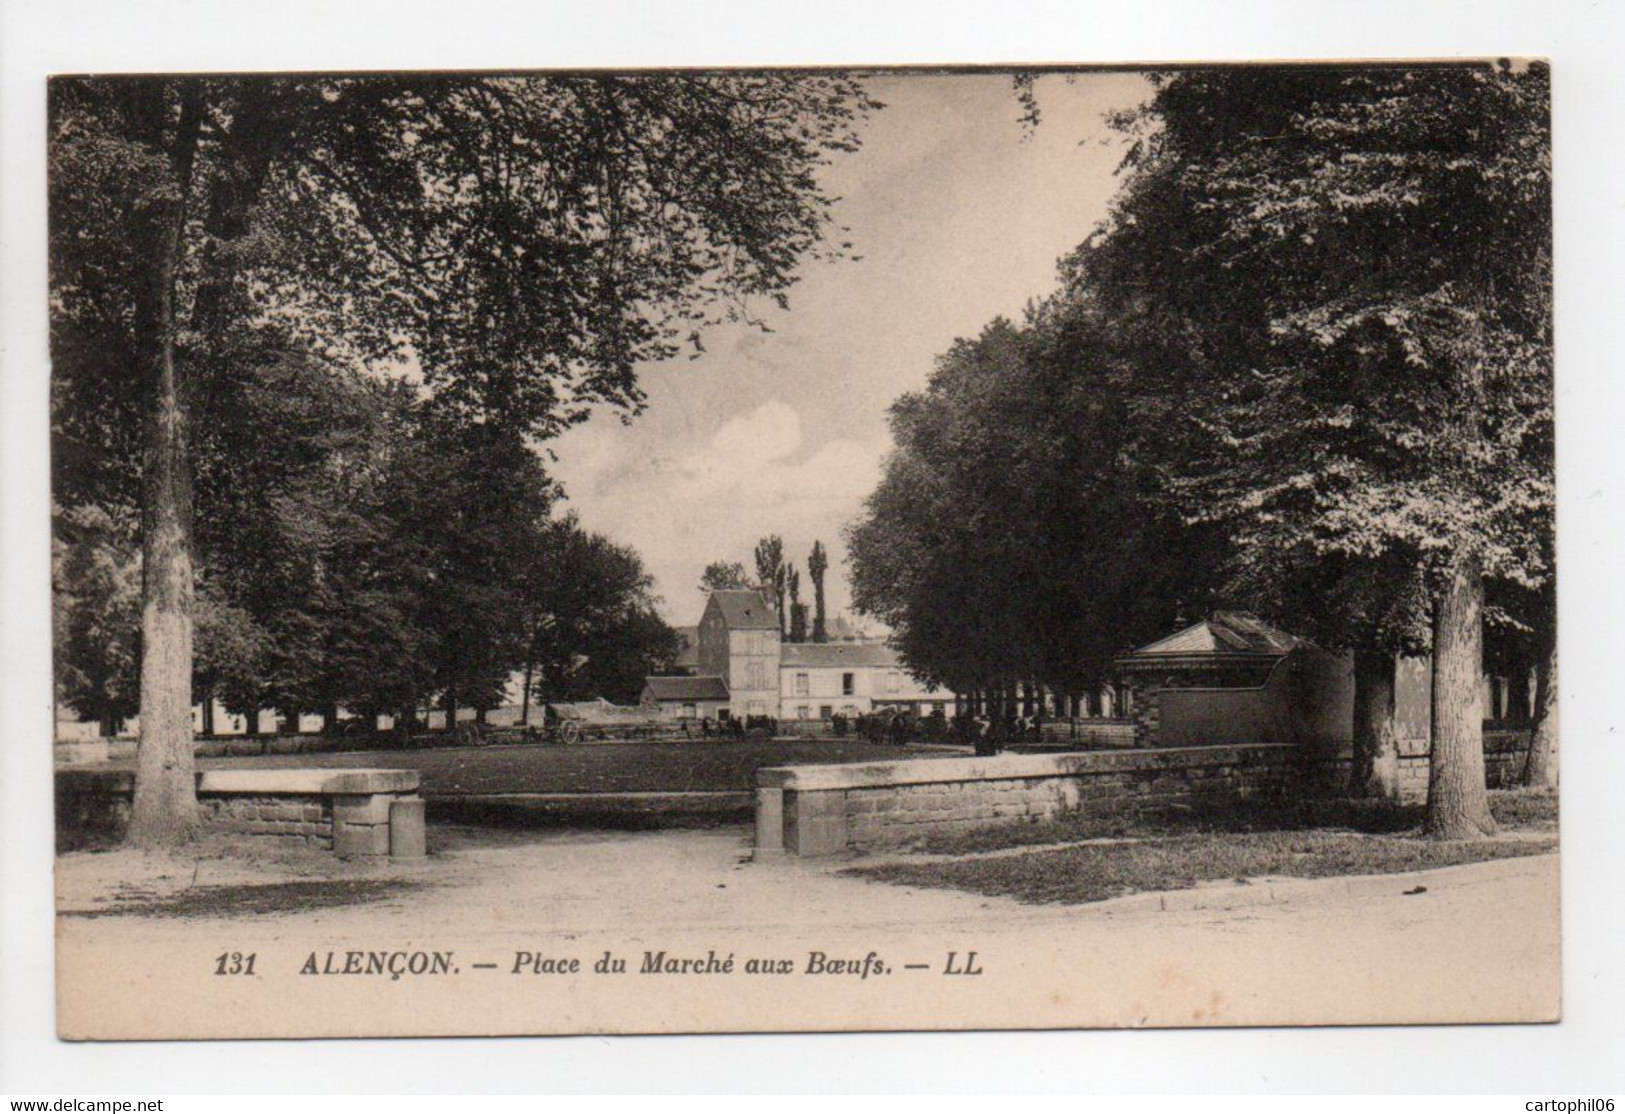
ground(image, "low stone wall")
xmin=757 ymin=730 xmax=1540 ymax=856
xmin=1036 ymin=719 xmax=1137 ymax=748
xmin=755 ymin=744 xmax=1300 ymax=857
xmin=200 ymin=792 xmax=332 ymax=848
xmin=1313 ymin=728 xmax=1534 ymax=803
xmin=56 ymin=767 xmax=425 ymax=858
xmin=74 ymin=733 xmax=400 ymax=765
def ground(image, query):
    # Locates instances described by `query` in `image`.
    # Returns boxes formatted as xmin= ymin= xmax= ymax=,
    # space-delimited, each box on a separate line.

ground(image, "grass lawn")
xmin=849 ymin=789 xmax=1558 ymax=907
xmin=193 ymin=737 xmax=949 ymax=797
xmin=899 ymin=788 xmax=1557 ymax=857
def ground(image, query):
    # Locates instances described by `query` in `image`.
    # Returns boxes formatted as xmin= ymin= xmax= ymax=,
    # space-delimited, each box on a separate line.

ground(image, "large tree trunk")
xmin=128 ymin=90 xmax=204 ymax=848
xmin=1425 ymin=550 xmax=1497 ymax=838
xmin=1350 ymin=648 xmax=1400 ymax=800
xmin=129 ymin=297 xmax=199 ymax=844
xmin=1522 ymin=640 xmax=1558 ymax=789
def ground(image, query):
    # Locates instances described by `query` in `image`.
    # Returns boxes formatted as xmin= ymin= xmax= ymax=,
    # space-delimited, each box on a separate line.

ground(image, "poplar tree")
xmin=808 ymin=540 xmax=830 ymax=642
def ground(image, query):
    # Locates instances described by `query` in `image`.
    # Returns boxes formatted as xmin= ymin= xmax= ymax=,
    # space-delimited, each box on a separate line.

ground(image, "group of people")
xmin=661 ymin=705 xmax=1050 ymax=753
xmin=956 ymin=710 xmax=1047 ymax=756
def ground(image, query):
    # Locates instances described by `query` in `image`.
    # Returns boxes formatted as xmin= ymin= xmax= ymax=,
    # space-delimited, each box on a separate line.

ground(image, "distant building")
xmin=779 ymin=641 xmax=954 ymax=721
xmin=643 ymin=587 xmax=778 ymax=720
xmin=1113 ymin=610 xmax=1510 ymax=752
xmin=641 ymin=586 xmax=956 ymax=721
xmin=696 ymin=588 xmax=781 ymax=719
xmin=1114 ymin=610 xmax=1350 ymax=749
xmin=635 ymin=676 xmax=732 ymax=720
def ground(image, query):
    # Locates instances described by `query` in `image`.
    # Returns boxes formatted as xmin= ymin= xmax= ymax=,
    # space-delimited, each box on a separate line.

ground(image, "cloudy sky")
xmin=547 ymin=71 xmax=1154 ymax=627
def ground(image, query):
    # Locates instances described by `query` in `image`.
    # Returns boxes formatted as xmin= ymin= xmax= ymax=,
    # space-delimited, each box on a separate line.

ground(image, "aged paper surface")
xmin=50 ymin=61 xmax=1558 ymax=1040
xmin=57 ymin=854 xmax=1558 ymax=1039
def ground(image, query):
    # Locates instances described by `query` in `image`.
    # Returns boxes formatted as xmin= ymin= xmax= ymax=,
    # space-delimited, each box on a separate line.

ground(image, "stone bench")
xmin=55 ymin=767 xmax=426 ymax=858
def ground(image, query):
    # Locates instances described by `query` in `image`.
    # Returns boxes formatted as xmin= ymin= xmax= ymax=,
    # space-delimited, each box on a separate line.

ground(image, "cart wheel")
xmin=559 ymin=721 xmax=582 ymax=746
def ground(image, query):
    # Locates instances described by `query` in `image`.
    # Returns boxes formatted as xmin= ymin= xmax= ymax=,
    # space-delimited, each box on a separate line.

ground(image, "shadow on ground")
xmin=428 ymin=797 xmax=752 ymax=838
xmin=63 ymin=878 xmax=425 ymax=919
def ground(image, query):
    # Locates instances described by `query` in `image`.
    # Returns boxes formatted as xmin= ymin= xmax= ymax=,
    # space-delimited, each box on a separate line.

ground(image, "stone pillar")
xmin=753 ymin=787 xmax=785 ymax=860
xmin=785 ymin=789 xmax=849 ymax=856
xmin=333 ymin=792 xmax=393 ymax=858
xmin=389 ymin=796 xmax=427 ymax=859
xmin=1126 ymin=675 xmax=1162 ymax=747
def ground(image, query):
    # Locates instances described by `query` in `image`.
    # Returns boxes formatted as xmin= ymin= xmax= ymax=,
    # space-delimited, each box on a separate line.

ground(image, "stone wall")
xmin=756 ymin=744 xmax=1301 ymax=857
xmin=1312 ymin=728 xmax=1534 ymax=803
xmin=200 ymin=794 xmax=332 ymax=849
xmin=755 ymin=730 xmax=1537 ymax=856
xmin=1036 ymin=720 xmax=1137 ymax=748
xmin=55 ymin=767 xmax=424 ymax=858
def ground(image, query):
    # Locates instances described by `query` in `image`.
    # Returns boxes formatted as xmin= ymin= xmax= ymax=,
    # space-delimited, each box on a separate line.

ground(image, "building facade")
xmin=779 ymin=641 xmax=956 ymax=721
xmin=693 ymin=589 xmax=781 ymax=719
xmin=636 ymin=675 xmax=731 ymax=720
xmin=641 ymin=587 xmax=956 ymax=721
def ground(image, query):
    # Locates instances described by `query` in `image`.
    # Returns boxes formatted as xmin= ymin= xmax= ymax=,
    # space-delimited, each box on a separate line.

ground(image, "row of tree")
xmin=849 ymin=64 xmax=1554 ymax=838
xmin=54 ymin=349 xmax=681 ymax=739
xmin=698 ymin=536 xmax=834 ymax=642
xmin=50 ymin=72 xmax=878 ymax=844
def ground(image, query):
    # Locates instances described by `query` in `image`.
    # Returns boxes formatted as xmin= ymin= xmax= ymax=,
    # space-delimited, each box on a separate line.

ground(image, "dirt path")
xmin=56 ymin=826 xmax=1560 ymax=1038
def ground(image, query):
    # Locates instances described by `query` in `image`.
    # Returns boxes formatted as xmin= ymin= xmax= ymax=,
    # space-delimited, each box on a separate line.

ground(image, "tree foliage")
xmin=521 ymin=514 xmax=679 ymax=706
xmin=1084 ymin=63 xmax=1552 ymax=639
xmin=807 ymin=539 xmax=830 ymax=642
xmin=753 ymin=534 xmax=788 ymax=634
xmin=698 ymin=561 xmax=752 ymax=594
xmin=1086 ymin=63 xmax=1551 ymax=830
xmin=848 ymin=315 xmax=1218 ymax=701
xmin=49 ymin=71 xmax=877 ymax=841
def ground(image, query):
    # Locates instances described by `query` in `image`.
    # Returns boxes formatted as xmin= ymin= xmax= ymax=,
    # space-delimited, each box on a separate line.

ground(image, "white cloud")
xmin=707 ymin=400 xmax=802 ymax=465
xmin=549 ymin=401 xmax=885 ymax=622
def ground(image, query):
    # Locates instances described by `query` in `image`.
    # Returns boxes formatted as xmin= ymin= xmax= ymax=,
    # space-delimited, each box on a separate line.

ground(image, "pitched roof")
xmin=707 ymin=589 xmax=779 ymax=631
xmin=780 ymin=640 xmax=902 ymax=669
xmin=642 ymin=675 xmax=730 ymax=702
xmin=1125 ymin=611 xmax=1302 ymax=659
xmin=672 ymin=626 xmax=700 ymax=670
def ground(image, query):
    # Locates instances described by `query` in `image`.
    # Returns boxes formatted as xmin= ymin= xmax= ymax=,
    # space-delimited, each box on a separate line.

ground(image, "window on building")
xmin=797 ymin=705 xmax=810 ymax=719
xmin=795 ymin=672 xmax=809 ymax=696
xmin=884 ymin=671 xmax=900 ymax=693
xmin=842 ymin=672 xmax=855 ymax=696
xmin=681 ymin=703 xmax=697 ymax=720
xmin=819 ymin=705 xmax=833 ymax=720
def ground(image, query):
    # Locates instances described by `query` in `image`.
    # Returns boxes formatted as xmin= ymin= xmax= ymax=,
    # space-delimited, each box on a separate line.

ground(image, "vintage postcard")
xmin=50 ymin=61 xmax=1557 ymax=1039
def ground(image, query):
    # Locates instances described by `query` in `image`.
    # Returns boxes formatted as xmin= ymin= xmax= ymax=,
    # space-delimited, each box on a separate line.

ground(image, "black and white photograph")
xmin=35 ymin=57 xmax=1568 ymax=1042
